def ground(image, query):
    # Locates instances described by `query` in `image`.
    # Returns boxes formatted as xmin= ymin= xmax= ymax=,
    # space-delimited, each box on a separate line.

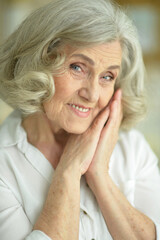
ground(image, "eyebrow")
xmin=71 ymin=53 xmax=120 ymax=70
xmin=71 ymin=54 xmax=95 ymax=65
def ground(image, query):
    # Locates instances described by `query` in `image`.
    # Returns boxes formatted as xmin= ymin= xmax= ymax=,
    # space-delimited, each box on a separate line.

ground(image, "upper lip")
xmin=68 ymin=103 xmax=92 ymax=109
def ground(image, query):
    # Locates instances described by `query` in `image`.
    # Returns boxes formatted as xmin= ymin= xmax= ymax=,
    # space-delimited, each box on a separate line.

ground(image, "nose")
xmin=78 ymin=79 xmax=100 ymax=103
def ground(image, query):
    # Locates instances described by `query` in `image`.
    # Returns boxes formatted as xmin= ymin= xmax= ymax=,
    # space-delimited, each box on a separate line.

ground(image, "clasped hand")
xmin=58 ymin=89 xmax=122 ymax=182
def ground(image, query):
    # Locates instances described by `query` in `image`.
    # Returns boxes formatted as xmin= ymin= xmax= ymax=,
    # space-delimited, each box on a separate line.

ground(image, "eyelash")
xmin=70 ymin=64 xmax=83 ymax=72
xmin=70 ymin=63 xmax=115 ymax=81
xmin=102 ymin=74 xmax=114 ymax=81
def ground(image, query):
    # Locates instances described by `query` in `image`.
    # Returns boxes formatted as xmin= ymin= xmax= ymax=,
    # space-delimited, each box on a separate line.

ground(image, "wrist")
xmin=56 ymin=161 xmax=81 ymax=183
xmin=86 ymin=170 xmax=110 ymax=194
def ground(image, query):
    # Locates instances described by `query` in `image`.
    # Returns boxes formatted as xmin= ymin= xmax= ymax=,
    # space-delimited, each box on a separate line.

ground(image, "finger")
xmin=106 ymin=88 xmax=122 ymax=111
xmin=112 ymin=88 xmax=122 ymax=102
xmin=108 ymin=100 xmax=118 ymax=125
xmin=110 ymin=88 xmax=122 ymax=121
xmin=90 ymin=106 xmax=110 ymax=132
xmin=89 ymin=89 xmax=122 ymax=136
xmin=104 ymin=96 xmax=122 ymax=131
xmin=116 ymin=89 xmax=123 ymax=124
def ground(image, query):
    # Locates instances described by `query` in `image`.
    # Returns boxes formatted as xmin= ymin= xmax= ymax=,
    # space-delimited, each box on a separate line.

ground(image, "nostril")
xmin=78 ymin=88 xmax=90 ymax=100
xmin=78 ymin=84 xmax=100 ymax=102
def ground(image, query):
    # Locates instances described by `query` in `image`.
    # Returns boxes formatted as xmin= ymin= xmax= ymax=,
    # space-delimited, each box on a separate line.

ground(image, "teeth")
xmin=70 ymin=104 xmax=89 ymax=112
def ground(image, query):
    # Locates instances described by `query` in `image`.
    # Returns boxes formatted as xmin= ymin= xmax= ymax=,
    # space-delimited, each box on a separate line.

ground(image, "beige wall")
xmin=0 ymin=0 xmax=160 ymax=160
xmin=0 ymin=0 xmax=51 ymax=123
xmin=116 ymin=0 xmax=160 ymax=160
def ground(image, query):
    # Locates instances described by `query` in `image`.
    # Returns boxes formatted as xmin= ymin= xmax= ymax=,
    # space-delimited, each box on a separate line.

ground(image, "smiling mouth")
xmin=68 ymin=103 xmax=90 ymax=113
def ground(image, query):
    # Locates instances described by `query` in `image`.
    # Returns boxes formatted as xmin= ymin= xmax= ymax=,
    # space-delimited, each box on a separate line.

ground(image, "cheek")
xmin=100 ymin=87 xmax=114 ymax=108
xmin=43 ymin=99 xmax=56 ymax=117
xmin=43 ymin=97 xmax=66 ymax=123
xmin=54 ymin=75 xmax=76 ymax=100
xmin=43 ymin=83 xmax=74 ymax=119
xmin=43 ymin=84 xmax=64 ymax=117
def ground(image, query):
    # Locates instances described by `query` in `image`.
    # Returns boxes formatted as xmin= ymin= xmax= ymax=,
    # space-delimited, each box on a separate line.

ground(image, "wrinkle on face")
xmin=43 ymin=41 xmax=122 ymax=135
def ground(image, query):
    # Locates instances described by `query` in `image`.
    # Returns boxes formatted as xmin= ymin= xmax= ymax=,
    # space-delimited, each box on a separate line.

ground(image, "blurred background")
xmin=0 ymin=0 xmax=160 ymax=161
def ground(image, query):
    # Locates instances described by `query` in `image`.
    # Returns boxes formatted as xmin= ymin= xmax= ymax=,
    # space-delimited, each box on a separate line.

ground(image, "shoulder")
xmin=119 ymin=128 xmax=147 ymax=146
xmin=118 ymin=128 xmax=159 ymax=165
xmin=110 ymin=129 xmax=159 ymax=181
xmin=0 ymin=110 xmax=25 ymax=148
xmin=0 ymin=146 xmax=22 ymax=184
xmin=118 ymin=128 xmax=155 ymax=158
xmin=0 ymin=110 xmax=28 ymax=187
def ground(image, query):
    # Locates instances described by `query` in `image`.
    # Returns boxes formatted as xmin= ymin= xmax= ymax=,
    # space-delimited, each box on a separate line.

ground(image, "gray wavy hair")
xmin=0 ymin=0 xmax=146 ymax=129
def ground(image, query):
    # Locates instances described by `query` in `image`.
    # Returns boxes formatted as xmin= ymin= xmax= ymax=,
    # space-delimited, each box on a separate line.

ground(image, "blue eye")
xmin=103 ymin=75 xmax=114 ymax=81
xmin=70 ymin=64 xmax=81 ymax=72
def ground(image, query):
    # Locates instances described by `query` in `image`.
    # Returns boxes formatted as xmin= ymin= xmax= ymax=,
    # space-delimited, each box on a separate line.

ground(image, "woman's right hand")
xmin=57 ymin=106 xmax=110 ymax=177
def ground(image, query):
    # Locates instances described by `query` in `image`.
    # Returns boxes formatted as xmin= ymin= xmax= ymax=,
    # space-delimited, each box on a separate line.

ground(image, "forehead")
xmin=65 ymin=41 xmax=122 ymax=66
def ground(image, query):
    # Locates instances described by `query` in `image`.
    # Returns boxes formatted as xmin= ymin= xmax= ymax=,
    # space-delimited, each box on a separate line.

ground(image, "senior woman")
xmin=0 ymin=0 xmax=160 ymax=239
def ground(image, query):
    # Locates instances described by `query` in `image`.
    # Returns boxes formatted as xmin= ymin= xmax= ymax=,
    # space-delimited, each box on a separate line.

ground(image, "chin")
xmin=64 ymin=124 xmax=89 ymax=135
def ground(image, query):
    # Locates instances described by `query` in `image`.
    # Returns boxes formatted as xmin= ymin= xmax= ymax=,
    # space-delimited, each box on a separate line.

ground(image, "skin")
xmin=43 ymin=42 xmax=121 ymax=135
xmin=22 ymin=41 xmax=155 ymax=240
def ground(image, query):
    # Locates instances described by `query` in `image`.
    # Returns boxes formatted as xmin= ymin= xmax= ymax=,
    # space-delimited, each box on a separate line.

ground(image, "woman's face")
xmin=43 ymin=41 xmax=122 ymax=134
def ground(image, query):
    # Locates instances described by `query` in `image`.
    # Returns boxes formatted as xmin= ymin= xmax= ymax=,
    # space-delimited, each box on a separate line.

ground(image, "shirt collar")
xmin=0 ymin=110 xmax=26 ymax=147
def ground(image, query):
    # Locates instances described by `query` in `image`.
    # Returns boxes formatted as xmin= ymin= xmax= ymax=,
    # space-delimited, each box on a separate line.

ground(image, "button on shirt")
xmin=0 ymin=110 xmax=160 ymax=240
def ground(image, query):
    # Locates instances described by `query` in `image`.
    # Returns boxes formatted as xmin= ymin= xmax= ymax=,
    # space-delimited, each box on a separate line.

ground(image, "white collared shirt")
xmin=0 ymin=110 xmax=160 ymax=240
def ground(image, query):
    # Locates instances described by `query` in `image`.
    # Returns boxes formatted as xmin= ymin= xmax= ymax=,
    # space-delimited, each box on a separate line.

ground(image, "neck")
xmin=22 ymin=112 xmax=70 ymax=148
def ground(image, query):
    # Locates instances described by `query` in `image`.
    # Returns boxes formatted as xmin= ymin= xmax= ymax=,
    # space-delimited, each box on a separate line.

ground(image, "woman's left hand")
xmin=85 ymin=89 xmax=123 ymax=187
